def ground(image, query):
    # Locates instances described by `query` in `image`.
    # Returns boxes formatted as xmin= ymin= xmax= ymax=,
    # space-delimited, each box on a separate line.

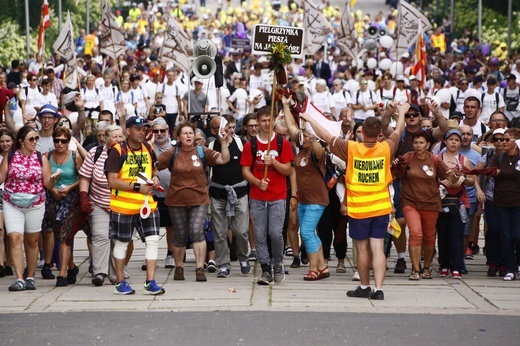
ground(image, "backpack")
xmin=47 ymin=149 xmax=78 ymax=175
xmin=250 ymin=135 xmax=283 ymax=171
xmin=208 ymin=137 xmax=243 ymax=152
xmin=19 ymin=86 xmax=43 ymax=107
xmin=116 ymin=90 xmax=135 ymax=104
xmin=503 ymin=87 xmax=520 ymax=112
xmin=8 ymin=150 xmax=42 ymax=165
xmin=168 ymin=145 xmax=205 ymax=172
xmin=93 ymin=145 xmax=104 ymax=164
xmin=310 ymin=150 xmax=338 ymax=191
xmin=355 ymin=89 xmax=374 ymax=105
xmin=481 ymin=92 xmax=500 ymax=112
xmin=379 ymin=86 xmax=397 ymax=101
xmin=83 ymin=86 xmax=99 ymax=96
xmin=449 ymin=89 xmax=460 ymax=114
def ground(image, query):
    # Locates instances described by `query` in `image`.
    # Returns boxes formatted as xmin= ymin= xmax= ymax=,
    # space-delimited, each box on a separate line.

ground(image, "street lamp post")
xmin=25 ymin=0 xmax=30 ymax=59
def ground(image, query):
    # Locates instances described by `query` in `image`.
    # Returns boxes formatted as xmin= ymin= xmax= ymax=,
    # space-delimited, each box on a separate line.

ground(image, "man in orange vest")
xmin=106 ymin=115 xmax=165 ymax=296
xmin=431 ymin=27 xmax=447 ymax=54
xmin=300 ymin=103 xmax=408 ymax=300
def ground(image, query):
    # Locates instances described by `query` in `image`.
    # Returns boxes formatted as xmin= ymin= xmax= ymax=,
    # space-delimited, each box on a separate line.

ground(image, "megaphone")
xmin=362 ymin=38 xmax=377 ymax=51
xmin=367 ymin=26 xmax=379 ymax=38
xmin=193 ymin=55 xmax=217 ymax=79
xmin=194 ymin=39 xmax=217 ymax=58
xmin=380 ymin=29 xmax=386 ymax=37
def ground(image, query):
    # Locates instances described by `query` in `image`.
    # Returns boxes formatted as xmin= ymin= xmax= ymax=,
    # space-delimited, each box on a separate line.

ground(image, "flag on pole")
xmin=303 ymin=0 xmax=332 ymax=56
xmin=392 ymin=1 xmax=432 ymax=60
xmin=100 ymin=0 xmax=127 ymax=60
xmin=410 ymin=21 xmax=427 ymax=88
xmin=302 ymin=98 xmax=342 ymax=141
xmin=160 ymin=15 xmax=194 ymax=75
xmin=37 ymin=0 xmax=51 ymax=57
xmin=336 ymin=0 xmax=362 ymax=66
xmin=53 ymin=12 xmax=77 ymax=89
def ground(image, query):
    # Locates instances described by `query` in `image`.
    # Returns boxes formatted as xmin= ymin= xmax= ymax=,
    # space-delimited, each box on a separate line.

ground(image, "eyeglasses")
xmin=493 ymin=137 xmax=505 ymax=142
xmin=26 ymin=136 xmax=40 ymax=142
xmin=490 ymin=119 xmax=506 ymax=123
xmin=360 ymin=81 xmax=368 ymax=85
xmin=246 ymin=124 xmax=259 ymax=128
xmin=195 ymin=138 xmax=203 ymax=142
xmin=152 ymin=129 xmax=167 ymax=134
xmin=405 ymin=113 xmax=420 ymax=118
xmin=53 ymin=138 xmax=69 ymax=144
xmin=504 ymin=138 xmax=512 ymax=142
xmin=31 ymin=79 xmax=38 ymax=82
xmin=460 ymin=82 xmax=469 ymax=85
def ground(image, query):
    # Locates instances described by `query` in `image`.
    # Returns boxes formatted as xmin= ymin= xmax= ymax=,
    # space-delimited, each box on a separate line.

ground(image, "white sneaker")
xmin=164 ymin=255 xmax=174 ymax=268
xmin=37 ymin=260 xmax=45 ymax=268
xmin=352 ymin=271 xmax=360 ymax=281
xmin=123 ymin=266 xmax=130 ymax=279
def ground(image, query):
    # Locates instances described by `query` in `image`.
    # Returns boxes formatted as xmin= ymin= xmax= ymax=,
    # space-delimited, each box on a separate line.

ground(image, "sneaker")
xmin=371 ymin=290 xmax=385 ymax=300
xmin=301 ymin=253 xmax=309 ymax=265
xmin=196 ymin=267 xmax=207 ymax=282
xmin=257 ymin=271 xmax=273 ymax=285
xmin=393 ymin=258 xmax=407 ymax=273
xmin=56 ymin=276 xmax=68 ymax=287
xmin=464 ymin=247 xmax=474 ymax=260
xmin=439 ymin=268 xmax=450 ymax=277
xmin=352 ymin=271 xmax=360 ymax=281
xmin=114 ymin=280 xmax=135 ymax=295
xmin=487 ymin=264 xmax=498 ymax=277
xmin=41 ymin=265 xmax=55 ymax=280
xmin=88 ymin=264 xmax=94 ymax=275
xmin=92 ymin=274 xmax=105 ymax=287
xmin=9 ymin=279 xmax=26 ymax=292
xmin=207 ymin=260 xmax=217 ymax=273
xmin=217 ymin=267 xmax=230 ymax=278
xmin=26 ymin=278 xmax=36 ymax=290
xmin=248 ymin=251 xmax=258 ymax=262
xmin=503 ymin=273 xmax=516 ymax=281
xmin=123 ymin=267 xmax=130 ymax=279
xmin=67 ymin=266 xmax=79 ymax=285
xmin=240 ymin=261 xmax=251 ymax=274
xmin=290 ymin=257 xmax=301 ymax=268
xmin=285 ymin=247 xmax=293 ymax=256
xmin=144 ymin=279 xmax=165 ymax=295
xmin=470 ymin=244 xmax=480 ymax=255
xmin=174 ymin=267 xmax=185 ymax=281
xmin=0 ymin=265 xmax=4 ymax=278
xmin=346 ymin=286 xmax=372 ymax=298
xmin=4 ymin=265 xmax=13 ymax=276
xmin=37 ymin=259 xmax=44 ymax=268
xmin=451 ymin=271 xmax=461 ymax=279
xmin=164 ymin=255 xmax=174 ymax=269
xmin=273 ymin=264 xmax=285 ymax=283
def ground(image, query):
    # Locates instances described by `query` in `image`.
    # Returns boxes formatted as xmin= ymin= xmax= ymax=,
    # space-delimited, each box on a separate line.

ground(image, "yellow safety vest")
xmin=345 ymin=141 xmax=393 ymax=219
xmin=109 ymin=143 xmax=157 ymax=215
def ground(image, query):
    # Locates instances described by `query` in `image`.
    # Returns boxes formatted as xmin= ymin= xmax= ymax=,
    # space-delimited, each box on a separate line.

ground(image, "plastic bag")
xmin=387 ymin=217 xmax=401 ymax=238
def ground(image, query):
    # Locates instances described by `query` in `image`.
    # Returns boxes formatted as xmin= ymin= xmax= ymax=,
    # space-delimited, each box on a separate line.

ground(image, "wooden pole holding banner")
xmin=263 ymin=73 xmax=278 ymax=180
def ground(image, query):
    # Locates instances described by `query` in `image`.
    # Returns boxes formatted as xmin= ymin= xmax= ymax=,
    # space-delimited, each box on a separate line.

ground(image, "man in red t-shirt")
xmin=241 ymin=106 xmax=294 ymax=285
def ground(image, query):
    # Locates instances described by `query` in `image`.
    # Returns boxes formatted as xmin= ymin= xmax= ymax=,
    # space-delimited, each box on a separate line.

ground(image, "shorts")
xmin=0 ymin=190 xmax=4 ymax=212
xmin=464 ymin=202 xmax=478 ymax=236
xmin=155 ymin=197 xmax=172 ymax=228
xmin=109 ymin=210 xmax=160 ymax=243
xmin=392 ymin=180 xmax=404 ymax=219
xmin=348 ymin=214 xmax=389 ymax=240
xmin=4 ymin=201 xmax=45 ymax=235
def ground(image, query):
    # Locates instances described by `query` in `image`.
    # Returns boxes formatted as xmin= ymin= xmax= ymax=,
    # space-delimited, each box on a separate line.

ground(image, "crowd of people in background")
xmin=0 ymin=0 xmax=519 ymax=298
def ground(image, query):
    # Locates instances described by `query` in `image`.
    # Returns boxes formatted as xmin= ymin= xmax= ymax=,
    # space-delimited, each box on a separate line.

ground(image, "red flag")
xmin=37 ymin=0 xmax=51 ymax=57
xmin=410 ymin=21 xmax=426 ymax=88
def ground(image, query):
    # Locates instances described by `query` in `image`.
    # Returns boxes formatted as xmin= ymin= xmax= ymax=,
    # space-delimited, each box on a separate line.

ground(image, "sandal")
xmin=422 ymin=267 xmax=433 ymax=279
xmin=336 ymin=263 xmax=346 ymax=273
xmin=318 ymin=266 xmax=330 ymax=279
xmin=409 ymin=271 xmax=420 ymax=281
xmin=303 ymin=270 xmax=320 ymax=281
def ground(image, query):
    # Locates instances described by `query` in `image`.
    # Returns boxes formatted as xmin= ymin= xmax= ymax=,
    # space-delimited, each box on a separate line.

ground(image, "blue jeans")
xmin=250 ymin=199 xmax=286 ymax=266
xmin=298 ymin=204 xmax=325 ymax=254
xmin=496 ymin=206 xmax=520 ymax=273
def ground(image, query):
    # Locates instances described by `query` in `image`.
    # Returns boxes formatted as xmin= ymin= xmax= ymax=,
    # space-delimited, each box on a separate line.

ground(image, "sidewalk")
xmin=1 ymin=230 xmax=519 ymax=315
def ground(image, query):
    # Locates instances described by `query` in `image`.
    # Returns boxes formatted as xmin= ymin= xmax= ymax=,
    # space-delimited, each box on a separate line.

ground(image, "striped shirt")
xmin=78 ymin=146 xmax=111 ymax=210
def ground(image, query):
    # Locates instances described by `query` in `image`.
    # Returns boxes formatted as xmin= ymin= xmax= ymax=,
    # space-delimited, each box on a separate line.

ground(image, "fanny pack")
xmin=9 ymin=192 xmax=38 ymax=208
xmin=441 ymin=196 xmax=459 ymax=215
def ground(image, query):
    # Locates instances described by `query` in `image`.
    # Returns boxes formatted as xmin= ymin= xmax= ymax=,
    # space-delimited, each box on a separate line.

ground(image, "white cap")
xmin=396 ymin=74 xmax=406 ymax=81
xmin=401 ymin=52 xmax=410 ymax=59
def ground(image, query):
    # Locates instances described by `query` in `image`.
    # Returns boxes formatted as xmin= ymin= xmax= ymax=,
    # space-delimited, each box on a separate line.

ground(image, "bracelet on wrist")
xmin=290 ymin=196 xmax=298 ymax=201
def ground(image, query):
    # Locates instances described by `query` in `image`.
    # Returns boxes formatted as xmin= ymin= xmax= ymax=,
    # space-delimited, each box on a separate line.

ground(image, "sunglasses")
xmin=31 ymin=79 xmax=38 ymax=81
xmin=152 ymin=129 xmax=167 ymax=134
xmin=460 ymin=82 xmax=469 ymax=85
xmin=405 ymin=113 xmax=420 ymax=118
xmin=360 ymin=81 xmax=368 ymax=85
xmin=493 ymin=137 xmax=505 ymax=142
xmin=53 ymin=138 xmax=69 ymax=144
xmin=26 ymin=136 xmax=40 ymax=142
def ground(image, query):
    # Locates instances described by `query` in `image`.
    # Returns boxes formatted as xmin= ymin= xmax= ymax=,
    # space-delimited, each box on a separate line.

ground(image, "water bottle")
xmin=439 ymin=185 xmax=447 ymax=199
xmin=459 ymin=204 xmax=469 ymax=223
xmin=58 ymin=184 xmax=66 ymax=191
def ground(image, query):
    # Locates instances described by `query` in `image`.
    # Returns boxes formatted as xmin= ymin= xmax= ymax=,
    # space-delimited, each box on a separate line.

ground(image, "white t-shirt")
xmin=248 ymin=74 xmax=269 ymax=109
xmin=451 ymin=88 xmax=481 ymax=113
xmin=41 ymin=93 xmax=58 ymax=107
xmin=228 ymin=88 xmax=249 ymax=119
xmin=132 ymin=86 xmax=148 ymax=116
xmin=480 ymin=92 xmax=505 ymax=124
xmin=331 ymin=90 xmax=352 ymax=120
xmin=20 ymin=86 xmax=45 ymax=114
xmin=162 ymin=83 xmax=180 ymax=114
xmin=144 ymin=81 xmax=162 ymax=104
xmin=99 ymin=84 xmax=118 ymax=116
xmin=311 ymin=91 xmax=334 ymax=114
xmin=353 ymin=89 xmax=380 ymax=120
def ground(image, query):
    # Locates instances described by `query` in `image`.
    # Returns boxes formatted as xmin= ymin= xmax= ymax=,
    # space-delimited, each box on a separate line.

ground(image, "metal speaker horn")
xmin=194 ymin=39 xmax=217 ymax=58
xmin=367 ymin=26 xmax=379 ymax=38
xmin=193 ymin=55 xmax=217 ymax=79
xmin=379 ymin=29 xmax=386 ymax=37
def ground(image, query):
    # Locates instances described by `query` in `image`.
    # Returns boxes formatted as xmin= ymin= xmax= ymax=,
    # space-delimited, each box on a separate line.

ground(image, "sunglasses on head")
xmin=405 ymin=113 xmax=420 ymax=118
xmin=152 ymin=129 xmax=167 ymax=134
xmin=26 ymin=136 xmax=40 ymax=142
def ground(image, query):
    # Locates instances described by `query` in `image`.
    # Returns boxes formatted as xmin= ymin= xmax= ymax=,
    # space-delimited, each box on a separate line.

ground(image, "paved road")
xmin=1 ymin=311 xmax=519 ymax=345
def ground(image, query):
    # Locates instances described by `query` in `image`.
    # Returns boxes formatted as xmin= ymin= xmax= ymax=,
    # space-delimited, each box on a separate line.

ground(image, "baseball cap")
xmin=297 ymin=76 xmax=305 ymax=84
xmin=506 ymin=74 xmax=517 ymax=80
xmin=445 ymin=129 xmax=462 ymax=139
xmin=396 ymin=75 xmax=406 ymax=82
xmin=450 ymin=111 xmax=464 ymax=120
xmin=150 ymin=68 xmax=161 ymax=77
xmin=63 ymin=91 xmax=80 ymax=106
xmin=126 ymin=116 xmax=150 ymax=128
xmin=493 ymin=128 xmax=506 ymax=135
xmin=37 ymin=104 xmax=59 ymax=118
xmin=409 ymin=103 xmax=422 ymax=115
xmin=151 ymin=117 xmax=167 ymax=127
xmin=409 ymin=75 xmax=417 ymax=81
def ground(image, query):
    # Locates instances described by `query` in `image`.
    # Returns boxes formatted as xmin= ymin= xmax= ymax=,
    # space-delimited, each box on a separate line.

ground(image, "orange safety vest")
xmin=345 ymin=141 xmax=393 ymax=219
xmin=109 ymin=143 xmax=157 ymax=215
xmin=431 ymin=34 xmax=446 ymax=53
